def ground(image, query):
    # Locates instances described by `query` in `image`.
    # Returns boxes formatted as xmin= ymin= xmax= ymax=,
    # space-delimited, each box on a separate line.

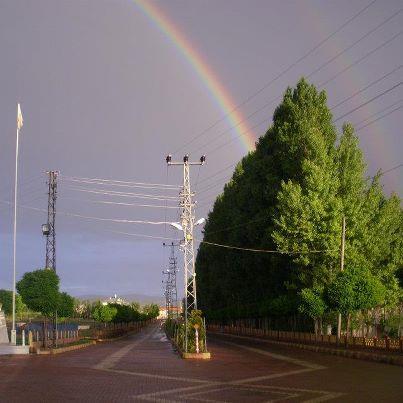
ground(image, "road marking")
xmin=233 ymin=368 xmax=319 ymax=384
xmin=181 ymin=385 xmax=298 ymax=401
xmin=93 ymin=326 xmax=156 ymax=370
xmin=102 ymin=368 xmax=217 ymax=385
xmin=134 ymin=381 xmax=344 ymax=402
xmin=92 ymin=325 xmax=341 ymax=402
xmin=216 ymin=339 xmax=325 ymax=370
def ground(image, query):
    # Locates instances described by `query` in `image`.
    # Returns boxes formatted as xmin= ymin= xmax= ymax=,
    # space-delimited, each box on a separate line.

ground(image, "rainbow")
xmin=133 ymin=0 xmax=255 ymax=152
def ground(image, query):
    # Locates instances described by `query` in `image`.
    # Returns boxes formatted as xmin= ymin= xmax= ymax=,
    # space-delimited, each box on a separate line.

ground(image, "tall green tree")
xmin=196 ymin=78 xmax=402 ymax=329
xmin=17 ymin=269 xmax=60 ymax=317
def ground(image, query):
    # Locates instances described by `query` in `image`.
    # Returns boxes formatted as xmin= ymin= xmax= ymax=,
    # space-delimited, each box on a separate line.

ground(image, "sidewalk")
xmin=209 ymin=331 xmax=403 ymax=366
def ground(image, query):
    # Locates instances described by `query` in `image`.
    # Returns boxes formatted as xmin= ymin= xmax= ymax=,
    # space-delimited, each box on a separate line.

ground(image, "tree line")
xmin=0 ymin=269 xmax=160 ymax=325
xmin=196 ymin=78 xmax=402 ymax=337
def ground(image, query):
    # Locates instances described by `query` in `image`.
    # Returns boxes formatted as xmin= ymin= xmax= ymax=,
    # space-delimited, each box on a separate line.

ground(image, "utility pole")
xmin=163 ymin=242 xmax=179 ymax=318
xmin=43 ymin=171 xmax=58 ymax=271
xmin=337 ymin=216 xmax=346 ymax=344
xmin=166 ymin=154 xmax=205 ymax=352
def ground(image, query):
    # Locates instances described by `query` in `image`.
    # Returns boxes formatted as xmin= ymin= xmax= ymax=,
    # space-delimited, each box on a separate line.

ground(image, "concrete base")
xmin=166 ymin=333 xmax=211 ymax=360
xmin=181 ymin=351 xmax=211 ymax=360
xmin=0 ymin=344 xmax=30 ymax=355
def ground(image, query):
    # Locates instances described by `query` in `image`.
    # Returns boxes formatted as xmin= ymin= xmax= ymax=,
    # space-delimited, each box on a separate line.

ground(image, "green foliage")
xmin=91 ymin=302 xmax=155 ymax=323
xmin=110 ymin=303 xmax=142 ymax=322
xmin=57 ymin=292 xmax=75 ymax=318
xmin=0 ymin=290 xmax=26 ymax=316
xmin=196 ymin=78 xmax=402 ymax=323
xmin=16 ymin=270 xmax=75 ymax=319
xmin=92 ymin=304 xmax=117 ymax=323
xmin=299 ymin=287 xmax=327 ymax=320
xmin=164 ymin=310 xmax=208 ymax=353
xmin=142 ymin=303 xmax=160 ymax=319
xmin=326 ymin=267 xmax=386 ymax=315
xmin=17 ymin=269 xmax=60 ymax=317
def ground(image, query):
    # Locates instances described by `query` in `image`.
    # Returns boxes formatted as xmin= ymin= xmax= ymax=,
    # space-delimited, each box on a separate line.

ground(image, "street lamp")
xmin=195 ymin=218 xmax=205 ymax=226
xmin=42 ymin=224 xmax=50 ymax=236
xmin=170 ymin=222 xmax=183 ymax=231
xmin=169 ymin=218 xmax=205 ymax=232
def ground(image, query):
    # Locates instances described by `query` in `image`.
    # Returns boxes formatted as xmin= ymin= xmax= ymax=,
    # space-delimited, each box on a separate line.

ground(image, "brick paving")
xmin=0 ymin=323 xmax=402 ymax=402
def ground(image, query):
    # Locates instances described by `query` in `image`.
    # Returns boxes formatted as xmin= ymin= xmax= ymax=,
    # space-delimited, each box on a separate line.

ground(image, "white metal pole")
xmin=11 ymin=121 xmax=20 ymax=345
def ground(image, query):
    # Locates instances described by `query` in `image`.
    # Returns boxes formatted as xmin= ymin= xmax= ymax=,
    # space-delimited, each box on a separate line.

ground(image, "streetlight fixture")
xmin=170 ymin=222 xmax=183 ymax=231
xmin=42 ymin=224 xmax=50 ymax=236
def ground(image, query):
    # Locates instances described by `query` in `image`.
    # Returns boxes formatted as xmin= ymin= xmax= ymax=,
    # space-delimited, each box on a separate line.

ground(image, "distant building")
xmin=158 ymin=307 xmax=168 ymax=319
xmin=102 ymin=294 xmax=128 ymax=306
xmin=158 ymin=306 xmax=182 ymax=319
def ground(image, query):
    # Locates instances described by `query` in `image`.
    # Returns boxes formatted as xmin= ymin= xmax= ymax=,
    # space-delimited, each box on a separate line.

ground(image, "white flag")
xmin=17 ymin=103 xmax=23 ymax=130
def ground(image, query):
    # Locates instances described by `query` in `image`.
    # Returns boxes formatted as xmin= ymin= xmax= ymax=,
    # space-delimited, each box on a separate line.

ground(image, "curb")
xmin=210 ymin=332 xmax=403 ymax=367
xmin=166 ymin=332 xmax=211 ymax=360
xmin=181 ymin=351 xmax=211 ymax=359
xmin=36 ymin=341 xmax=96 ymax=355
xmin=34 ymin=326 xmax=150 ymax=354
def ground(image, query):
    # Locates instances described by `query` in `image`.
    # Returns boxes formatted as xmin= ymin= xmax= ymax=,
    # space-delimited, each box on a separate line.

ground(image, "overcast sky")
xmin=0 ymin=0 xmax=401 ymax=299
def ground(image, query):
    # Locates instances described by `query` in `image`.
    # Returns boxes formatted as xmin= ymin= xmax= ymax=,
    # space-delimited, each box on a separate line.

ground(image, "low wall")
xmin=208 ymin=324 xmax=403 ymax=353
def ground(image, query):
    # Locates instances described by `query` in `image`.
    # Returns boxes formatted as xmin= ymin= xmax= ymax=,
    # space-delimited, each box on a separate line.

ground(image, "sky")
xmin=0 ymin=0 xmax=402 ymax=299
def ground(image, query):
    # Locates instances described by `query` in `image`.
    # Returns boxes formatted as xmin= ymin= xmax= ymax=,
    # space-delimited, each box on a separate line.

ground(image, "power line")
xmin=196 ymin=160 xmax=403 ymax=214
xmin=66 ymin=187 xmax=180 ymax=201
xmin=330 ymin=65 xmax=402 ymax=109
xmin=60 ymin=178 xmax=180 ymax=191
xmin=334 ymin=82 xmax=402 ymax=122
xmin=109 ymin=230 xmax=180 ymax=242
xmin=198 ymin=240 xmax=337 ymax=254
xmin=62 ymin=197 xmax=179 ymax=209
xmin=352 ymin=99 xmax=403 ymax=126
xmin=199 ymin=78 xmax=402 ymax=189
xmin=191 ymin=26 xmax=403 ymax=156
xmin=173 ymin=0 xmax=378 ymax=154
xmin=306 ymin=9 xmax=402 ymax=80
xmin=319 ymin=29 xmax=403 ymax=88
xmin=197 ymin=162 xmax=237 ymax=186
xmin=59 ymin=175 xmax=180 ymax=189
xmin=0 ymin=202 xmax=173 ymax=225
xmin=356 ymin=104 xmax=403 ymax=132
xmin=381 ymin=163 xmax=403 ymax=175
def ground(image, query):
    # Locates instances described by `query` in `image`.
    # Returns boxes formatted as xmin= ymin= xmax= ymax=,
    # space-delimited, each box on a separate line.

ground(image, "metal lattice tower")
xmin=166 ymin=154 xmax=205 ymax=351
xmin=163 ymin=242 xmax=179 ymax=318
xmin=162 ymin=269 xmax=172 ymax=316
xmin=45 ymin=171 xmax=58 ymax=271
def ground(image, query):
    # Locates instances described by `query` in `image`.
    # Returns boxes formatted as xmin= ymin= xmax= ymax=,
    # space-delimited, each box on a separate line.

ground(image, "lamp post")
xmin=11 ymin=103 xmax=23 ymax=345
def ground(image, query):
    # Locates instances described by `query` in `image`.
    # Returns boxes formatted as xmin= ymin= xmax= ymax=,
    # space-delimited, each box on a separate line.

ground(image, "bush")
xmin=164 ymin=310 xmax=208 ymax=353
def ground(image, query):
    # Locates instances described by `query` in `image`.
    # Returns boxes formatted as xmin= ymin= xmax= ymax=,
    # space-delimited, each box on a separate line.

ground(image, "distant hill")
xmin=74 ymin=293 xmax=164 ymax=305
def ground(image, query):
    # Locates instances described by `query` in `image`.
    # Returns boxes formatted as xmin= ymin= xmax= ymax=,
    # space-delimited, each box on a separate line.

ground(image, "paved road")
xmin=0 ymin=323 xmax=402 ymax=402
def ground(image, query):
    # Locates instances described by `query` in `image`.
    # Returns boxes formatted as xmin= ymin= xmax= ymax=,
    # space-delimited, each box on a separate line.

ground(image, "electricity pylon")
xmin=166 ymin=154 xmax=205 ymax=351
xmin=43 ymin=171 xmax=58 ymax=271
xmin=163 ymin=242 xmax=179 ymax=318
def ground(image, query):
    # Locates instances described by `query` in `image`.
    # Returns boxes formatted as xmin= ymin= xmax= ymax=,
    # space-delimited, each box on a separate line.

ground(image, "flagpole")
xmin=11 ymin=104 xmax=22 ymax=345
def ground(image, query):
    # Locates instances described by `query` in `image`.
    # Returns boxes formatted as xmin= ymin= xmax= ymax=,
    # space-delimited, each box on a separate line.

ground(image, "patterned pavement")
xmin=0 ymin=323 xmax=402 ymax=402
